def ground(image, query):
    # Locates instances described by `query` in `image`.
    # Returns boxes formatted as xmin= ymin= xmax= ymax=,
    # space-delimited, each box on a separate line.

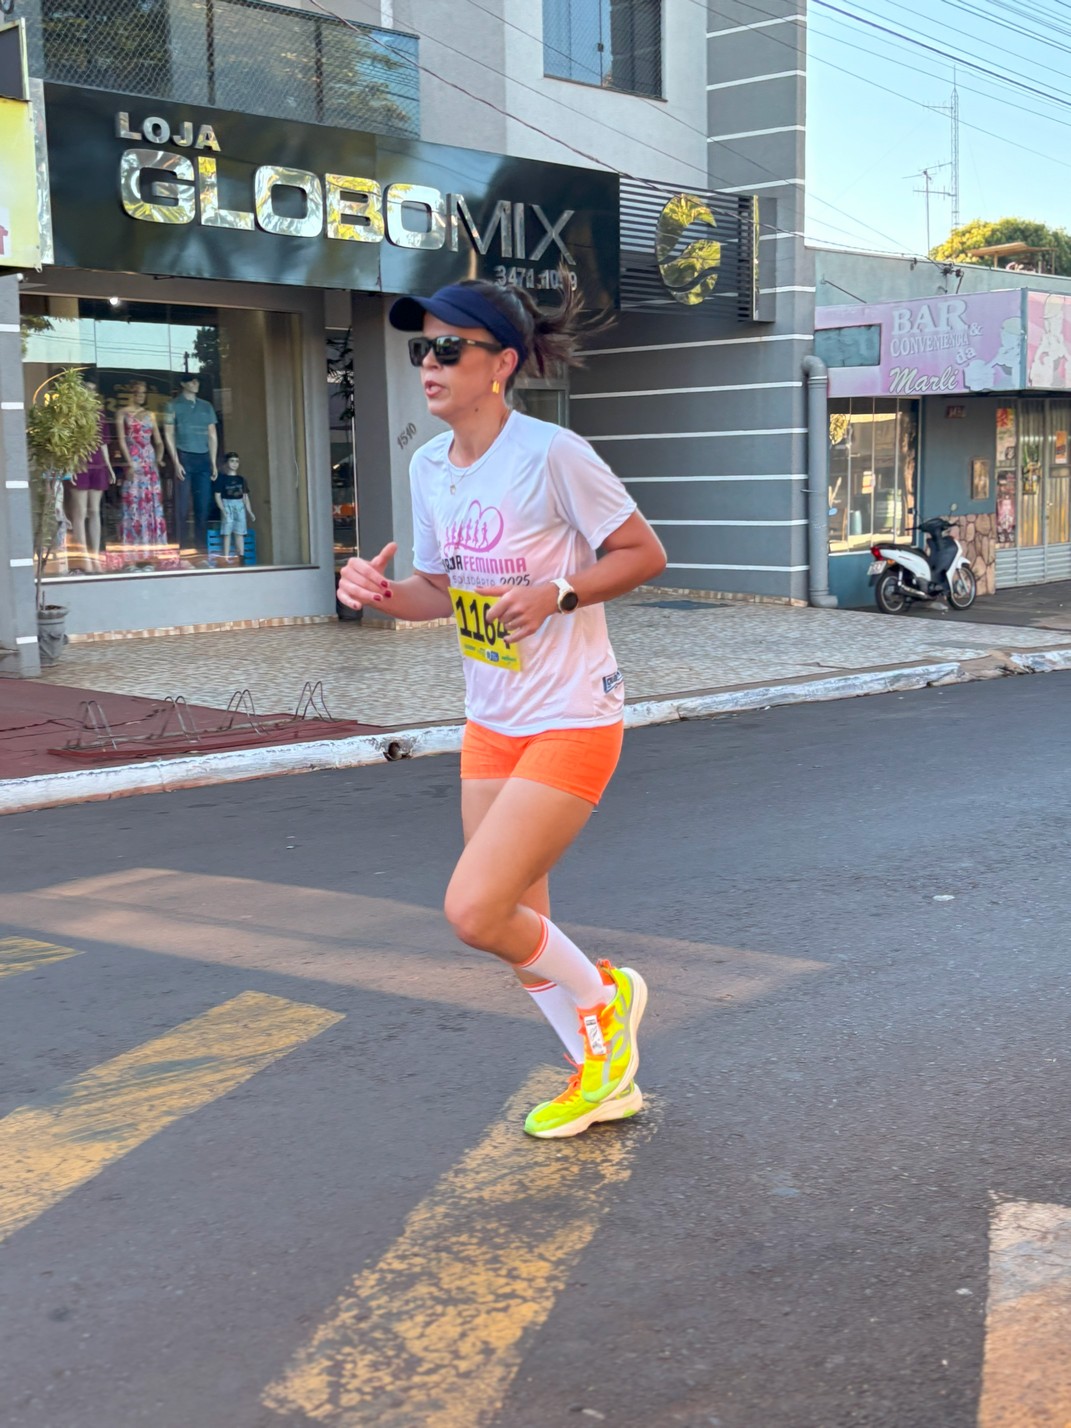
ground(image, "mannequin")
xmin=117 ymin=379 xmax=168 ymax=568
xmin=164 ymin=373 xmax=219 ymax=556
xmin=67 ymin=377 xmax=115 ymax=572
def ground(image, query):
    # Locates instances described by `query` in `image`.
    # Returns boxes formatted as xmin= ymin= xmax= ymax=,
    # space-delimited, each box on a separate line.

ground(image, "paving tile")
xmin=34 ymin=598 xmax=1069 ymax=731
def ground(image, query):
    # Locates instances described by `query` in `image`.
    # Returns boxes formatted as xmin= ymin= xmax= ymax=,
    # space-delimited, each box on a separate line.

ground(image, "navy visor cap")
xmin=388 ymin=284 xmax=528 ymax=365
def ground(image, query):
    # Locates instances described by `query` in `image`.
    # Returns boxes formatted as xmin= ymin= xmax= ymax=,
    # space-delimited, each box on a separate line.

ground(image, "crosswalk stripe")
xmin=0 ymin=936 xmax=81 ymax=980
xmin=0 ymin=990 xmax=343 ymax=1243
xmin=978 ymin=1199 xmax=1071 ymax=1427
xmin=263 ymin=1065 xmax=655 ymax=1428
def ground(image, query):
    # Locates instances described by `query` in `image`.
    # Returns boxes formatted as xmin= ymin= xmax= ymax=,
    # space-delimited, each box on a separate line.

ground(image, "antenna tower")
xmin=929 ymin=76 xmax=961 ymax=234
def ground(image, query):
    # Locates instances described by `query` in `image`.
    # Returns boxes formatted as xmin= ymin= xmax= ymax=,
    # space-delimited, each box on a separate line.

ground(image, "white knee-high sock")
xmin=524 ymin=978 xmax=586 ymax=1063
xmin=519 ymin=915 xmax=611 ymax=1009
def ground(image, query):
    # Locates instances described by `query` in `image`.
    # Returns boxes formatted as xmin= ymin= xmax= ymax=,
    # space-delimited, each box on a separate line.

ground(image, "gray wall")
xmin=324 ymin=0 xmax=709 ymax=186
xmin=325 ymin=0 xmax=812 ymax=601
xmin=568 ymin=0 xmax=811 ymax=600
xmin=816 ymin=247 xmax=1071 ymax=307
xmin=921 ymin=395 xmax=997 ymax=520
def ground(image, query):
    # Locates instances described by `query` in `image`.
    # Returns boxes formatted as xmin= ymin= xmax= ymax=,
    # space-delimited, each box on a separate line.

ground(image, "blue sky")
xmin=804 ymin=0 xmax=1071 ymax=256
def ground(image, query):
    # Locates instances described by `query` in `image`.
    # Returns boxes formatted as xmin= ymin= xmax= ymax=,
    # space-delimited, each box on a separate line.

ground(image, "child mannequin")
xmin=214 ymin=451 xmax=255 ymax=563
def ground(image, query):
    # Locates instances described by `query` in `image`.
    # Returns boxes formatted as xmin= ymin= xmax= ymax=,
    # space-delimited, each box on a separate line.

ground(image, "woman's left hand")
xmin=474 ymin=582 xmax=560 ymax=642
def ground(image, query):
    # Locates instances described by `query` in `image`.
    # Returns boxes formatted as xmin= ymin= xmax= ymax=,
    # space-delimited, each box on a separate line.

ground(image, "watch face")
xmin=560 ymin=589 xmax=580 ymax=612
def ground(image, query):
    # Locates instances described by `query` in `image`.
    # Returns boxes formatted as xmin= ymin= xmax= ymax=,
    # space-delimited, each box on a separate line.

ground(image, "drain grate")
xmin=631 ymin=599 xmax=729 ymax=611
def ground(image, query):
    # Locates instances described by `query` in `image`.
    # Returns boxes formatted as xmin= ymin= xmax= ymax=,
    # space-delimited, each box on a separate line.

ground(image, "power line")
xmin=705 ymin=0 xmax=1071 ymax=172
xmin=814 ymin=0 xmax=1071 ymax=115
xmin=313 ymin=0 xmax=937 ymax=259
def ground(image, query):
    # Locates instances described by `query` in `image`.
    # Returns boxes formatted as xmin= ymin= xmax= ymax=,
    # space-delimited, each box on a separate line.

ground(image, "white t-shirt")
xmin=410 ymin=411 xmax=637 ymax=736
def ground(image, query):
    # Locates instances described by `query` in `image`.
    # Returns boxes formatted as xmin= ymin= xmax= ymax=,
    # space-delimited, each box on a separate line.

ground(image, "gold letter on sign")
xmin=254 ymin=166 xmax=324 ymax=238
xmin=385 ymin=184 xmax=447 ymax=251
xmin=119 ymin=149 xmax=196 ymax=225
xmin=198 ymin=156 xmax=254 ymax=230
xmin=325 ymin=175 xmax=384 ymax=243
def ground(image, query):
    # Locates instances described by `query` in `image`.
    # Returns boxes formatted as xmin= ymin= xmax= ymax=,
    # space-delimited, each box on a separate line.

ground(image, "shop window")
xmin=512 ymin=380 xmax=567 ymax=426
xmin=815 ymin=324 xmax=881 ymax=369
xmin=543 ymin=0 xmax=662 ymax=99
xmin=828 ymin=399 xmax=918 ymax=553
xmin=21 ymin=295 xmax=309 ymax=579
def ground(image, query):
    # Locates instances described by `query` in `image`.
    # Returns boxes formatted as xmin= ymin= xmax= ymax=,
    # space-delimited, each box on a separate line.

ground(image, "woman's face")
xmin=418 ymin=314 xmax=516 ymax=424
xmin=129 ymin=383 xmax=146 ymax=404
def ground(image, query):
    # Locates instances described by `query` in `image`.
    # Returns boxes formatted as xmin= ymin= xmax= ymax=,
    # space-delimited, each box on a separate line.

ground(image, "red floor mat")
xmin=0 ymin=680 xmax=384 ymax=781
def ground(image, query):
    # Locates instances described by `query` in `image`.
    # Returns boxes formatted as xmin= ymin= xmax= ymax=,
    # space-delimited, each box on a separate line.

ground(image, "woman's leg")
xmin=462 ymin=779 xmax=583 ymax=1061
xmin=85 ymin=490 xmax=103 ymax=567
xmin=67 ymin=488 xmax=88 ymax=571
xmin=446 ymin=776 xmax=593 ymax=967
xmin=461 ymin=778 xmax=550 ymax=956
xmin=451 ymin=774 xmax=647 ymax=1131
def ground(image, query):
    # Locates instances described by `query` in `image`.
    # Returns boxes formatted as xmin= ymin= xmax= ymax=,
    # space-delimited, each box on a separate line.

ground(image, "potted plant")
xmin=25 ymin=368 xmax=102 ymax=664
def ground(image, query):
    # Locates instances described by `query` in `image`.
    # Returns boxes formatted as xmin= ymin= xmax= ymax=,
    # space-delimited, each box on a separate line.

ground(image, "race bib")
xmin=448 ymin=586 xmax=522 ymax=673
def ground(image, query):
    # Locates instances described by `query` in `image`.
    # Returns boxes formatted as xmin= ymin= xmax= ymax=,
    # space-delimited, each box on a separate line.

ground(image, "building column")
xmin=0 ymin=275 xmax=40 ymax=677
xmin=350 ymin=293 xmax=445 ymax=589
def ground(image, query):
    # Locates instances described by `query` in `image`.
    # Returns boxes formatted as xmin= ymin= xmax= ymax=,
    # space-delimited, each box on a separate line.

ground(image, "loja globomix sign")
xmin=42 ymin=83 xmax=621 ymax=304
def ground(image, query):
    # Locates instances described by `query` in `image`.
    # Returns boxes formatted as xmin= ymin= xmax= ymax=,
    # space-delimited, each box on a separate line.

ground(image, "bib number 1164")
xmin=448 ymin=586 xmax=522 ymax=673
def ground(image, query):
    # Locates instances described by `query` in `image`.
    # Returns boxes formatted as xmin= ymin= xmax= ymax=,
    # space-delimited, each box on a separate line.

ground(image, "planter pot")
xmin=37 ymin=603 xmax=69 ymax=666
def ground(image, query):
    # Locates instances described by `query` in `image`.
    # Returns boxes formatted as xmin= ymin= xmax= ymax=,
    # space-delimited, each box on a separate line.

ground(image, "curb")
xmin=3 ymin=651 xmax=1070 ymax=815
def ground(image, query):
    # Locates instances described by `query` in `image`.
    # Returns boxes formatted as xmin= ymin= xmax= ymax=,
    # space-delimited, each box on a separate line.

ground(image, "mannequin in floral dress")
xmin=116 ymin=380 xmax=168 ymax=568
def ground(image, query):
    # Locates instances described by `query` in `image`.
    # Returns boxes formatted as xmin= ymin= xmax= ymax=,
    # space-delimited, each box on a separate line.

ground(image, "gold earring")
xmin=492 ymin=379 xmax=501 ymax=395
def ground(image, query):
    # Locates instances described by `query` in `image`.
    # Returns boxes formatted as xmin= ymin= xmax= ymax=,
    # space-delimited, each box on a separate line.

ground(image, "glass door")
xmin=1047 ymin=401 xmax=1071 ymax=546
xmin=327 ymin=329 xmax=357 ymax=564
xmin=1019 ymin=400 xmax=1045 ymax=548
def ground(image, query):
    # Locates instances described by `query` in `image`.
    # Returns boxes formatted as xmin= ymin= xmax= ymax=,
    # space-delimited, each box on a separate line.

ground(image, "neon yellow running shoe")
xmin=578 ymin=961 xmax=648 ymax=1106
xmin=524 ymin=1065 xmax=643 ymax=1139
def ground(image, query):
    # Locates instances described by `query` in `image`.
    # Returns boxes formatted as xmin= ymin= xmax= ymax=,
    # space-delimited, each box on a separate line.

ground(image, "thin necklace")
xmin=449 ymin=410 xmax=510 ymax=495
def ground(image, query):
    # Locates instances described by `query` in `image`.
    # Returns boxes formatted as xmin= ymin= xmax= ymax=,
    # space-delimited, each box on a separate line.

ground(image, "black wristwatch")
xmin=552 ymin=577 xmax=580 ymax=613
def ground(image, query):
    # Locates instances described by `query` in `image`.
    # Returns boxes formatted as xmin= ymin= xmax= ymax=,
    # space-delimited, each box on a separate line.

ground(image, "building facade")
xmin=814 ymin=247 xmax=1071 ymax=607
xmin=2 ymin=0 xmax=812 ymax=675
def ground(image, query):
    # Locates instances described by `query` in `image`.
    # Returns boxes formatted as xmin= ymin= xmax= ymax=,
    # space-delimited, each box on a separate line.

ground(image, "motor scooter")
xmin=868 ymin=517 xmax=977 ymax=614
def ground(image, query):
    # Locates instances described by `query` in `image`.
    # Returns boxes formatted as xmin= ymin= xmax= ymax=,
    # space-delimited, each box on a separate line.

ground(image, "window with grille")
xmin=543 ymin=0 xmax=662 ymax=99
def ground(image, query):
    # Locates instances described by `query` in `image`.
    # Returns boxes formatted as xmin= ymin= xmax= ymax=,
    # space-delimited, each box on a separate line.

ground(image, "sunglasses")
xmin=407 ymin=335 xmax=503 ymax=367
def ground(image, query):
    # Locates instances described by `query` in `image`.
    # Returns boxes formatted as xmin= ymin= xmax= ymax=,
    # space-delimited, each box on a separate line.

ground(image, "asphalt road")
xmin=1 ymin=675 xmax=1069 ymax=1428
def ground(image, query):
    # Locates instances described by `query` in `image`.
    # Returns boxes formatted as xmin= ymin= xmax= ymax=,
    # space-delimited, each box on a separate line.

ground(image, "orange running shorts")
xmin=460 ymin=720 xmax=625 ymax=805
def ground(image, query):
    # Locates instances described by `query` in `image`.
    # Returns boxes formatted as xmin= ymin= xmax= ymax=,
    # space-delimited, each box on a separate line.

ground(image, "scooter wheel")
xmin=948 ymin=567 xmax=977 ymax=610
xmin=875 ymin=571 xmax=909 ymax=614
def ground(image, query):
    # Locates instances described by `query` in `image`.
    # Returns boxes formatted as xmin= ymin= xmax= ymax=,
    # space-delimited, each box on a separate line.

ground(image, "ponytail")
xmin=457 ymin=271 xmax=613 ymax=387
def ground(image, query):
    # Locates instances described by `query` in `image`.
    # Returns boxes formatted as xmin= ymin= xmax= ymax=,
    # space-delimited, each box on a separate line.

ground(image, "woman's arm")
xmin=149 ymin=414 xmax=164 ymax=464
xmin=100 ymin=435 xmax=116 ymax=482
xmin=569 ymin=510 xmax=667 ymax=606
xmin=338 ymin=542 xmax=453 ymax=621
xmin=477 ymin=511 xmax=666 ymax=641
xmin=116 ymin=410 xmax=133 ymax=470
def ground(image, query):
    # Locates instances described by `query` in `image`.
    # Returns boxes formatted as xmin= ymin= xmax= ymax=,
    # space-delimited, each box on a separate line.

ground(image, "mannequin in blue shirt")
xmin=164 ymin=374 xmax=219 ymax=555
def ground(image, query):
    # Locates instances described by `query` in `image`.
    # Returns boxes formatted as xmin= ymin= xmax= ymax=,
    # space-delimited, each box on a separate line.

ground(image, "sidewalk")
xmin=5 ymin=590 xmax=1071 ymax=810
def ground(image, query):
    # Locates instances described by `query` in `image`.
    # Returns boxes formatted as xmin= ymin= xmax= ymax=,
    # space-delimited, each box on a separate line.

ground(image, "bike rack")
xmin=54 ymin=682 xmax=351 ymax=763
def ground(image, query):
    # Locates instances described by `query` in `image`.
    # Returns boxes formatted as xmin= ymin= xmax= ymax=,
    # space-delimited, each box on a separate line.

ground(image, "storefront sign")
xmin=1026 ymin=291 xmax=1071 ymax=389
xmin=43 ymin=84 xmax=620 ymax=304
xmin=817 ymin=291 xmax=1027 ymax=397
xmin=0 ymin=94 xmax=40 ymax=267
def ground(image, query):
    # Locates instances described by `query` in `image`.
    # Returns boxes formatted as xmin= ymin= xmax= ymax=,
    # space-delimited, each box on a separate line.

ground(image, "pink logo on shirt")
xmin=444 ymin=501 xmax=505 ymax=554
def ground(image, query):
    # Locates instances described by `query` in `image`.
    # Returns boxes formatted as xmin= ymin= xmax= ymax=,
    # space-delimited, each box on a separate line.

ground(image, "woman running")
xmin=338 ymin=279 xmax=666 ymax=1138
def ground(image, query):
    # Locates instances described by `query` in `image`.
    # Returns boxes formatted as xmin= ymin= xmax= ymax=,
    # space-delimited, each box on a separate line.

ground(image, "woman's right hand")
xmin=338 ymin=542 xmax=398 ymax=610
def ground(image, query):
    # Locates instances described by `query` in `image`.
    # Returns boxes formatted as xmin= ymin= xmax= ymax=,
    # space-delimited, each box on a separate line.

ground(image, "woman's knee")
xmin=443 ymin=883 xmax=506 ymax=950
